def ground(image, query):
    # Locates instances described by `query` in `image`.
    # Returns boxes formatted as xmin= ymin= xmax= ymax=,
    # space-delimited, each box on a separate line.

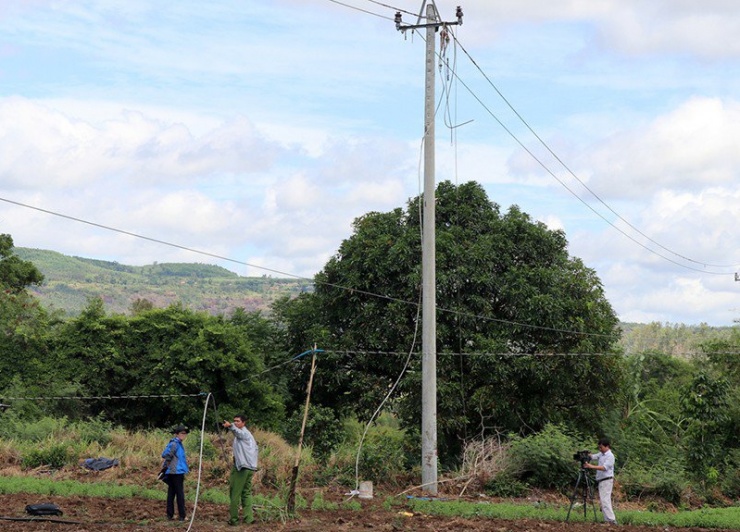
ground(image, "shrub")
xmin=505 ymin=424 xmax=589 ymax=490
xmin=717 ymin=448 xmax=740 ymax=500
xmin=483 ymin=472 xmax=529 ymax=497
xmin=359 ymin=425 xmax=406 ymax=483
xmin=21 ymin=444 xmax=70 ymax=469
xmin=720 ymin=466 xmax=740 ymax=499
xmin=619 ymin=461 xmax=689 ymax=506
xmin=319 ymin=417 xmax=409 ymax=486
xmin=72 ymin=417 xmax=114 ymax=446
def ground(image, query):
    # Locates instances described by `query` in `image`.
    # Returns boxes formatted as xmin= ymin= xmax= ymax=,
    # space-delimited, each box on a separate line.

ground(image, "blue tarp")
xmin=81 ymin=457 xmax=119 ymax=471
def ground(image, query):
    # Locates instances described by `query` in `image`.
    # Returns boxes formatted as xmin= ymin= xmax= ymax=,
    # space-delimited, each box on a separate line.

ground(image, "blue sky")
xmin=1 ymin=0 xmax=739 ymax=326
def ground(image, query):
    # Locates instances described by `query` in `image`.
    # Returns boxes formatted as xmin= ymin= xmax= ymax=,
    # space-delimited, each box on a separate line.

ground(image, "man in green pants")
xmin=223 ymin=415 xmax=259 ymax=525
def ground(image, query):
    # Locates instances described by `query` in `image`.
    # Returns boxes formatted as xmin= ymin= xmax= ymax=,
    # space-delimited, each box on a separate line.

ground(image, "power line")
xmin=327 ymin=0 xmax=428 ymax=21
xmin=323 ymin=349 xmax=624 ymax=357
xmin=449 ymin=32 xmax=740 ymax=272
xmin=365 ymin=0 xmax=425 ymax=18
xmin=331 ymin=1 xmax=739 ymax=275
xmin=0 ymin=196 xmax=306 ymax=280
xmin=1 ymin=393 xmax=205 ymax=401
xmin=325 ymin=0 xmax=395 ymax=21
xmin=432 ymin=31 xmax=734 ymax=276
xmin=255 ymin=348 xmax=740 ymax=366
xmin=0 ymin=195 xmax=618 ymax=339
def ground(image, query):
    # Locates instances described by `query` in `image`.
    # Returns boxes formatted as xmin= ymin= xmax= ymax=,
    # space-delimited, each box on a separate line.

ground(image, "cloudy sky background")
xmin=1 ymin=0 xmax=739 ymax=326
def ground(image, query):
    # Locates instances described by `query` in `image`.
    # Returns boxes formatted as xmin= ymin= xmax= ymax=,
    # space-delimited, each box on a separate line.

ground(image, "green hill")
xmin=15 ymin=247 xmax=312 ymax=316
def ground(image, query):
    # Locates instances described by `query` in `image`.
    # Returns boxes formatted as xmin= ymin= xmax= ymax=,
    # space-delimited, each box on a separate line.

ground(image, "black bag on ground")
xmin=25 ymin=503 xmax=63 ymax=516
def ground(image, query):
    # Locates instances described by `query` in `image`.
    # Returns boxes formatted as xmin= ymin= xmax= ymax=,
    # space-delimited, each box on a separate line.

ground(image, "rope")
xmin=184 ymin=392 xmax=212 ymax=532
xmin=208 ymin=394 xmax=230 ymax=466
xmin=1 ymin=393 xmax=204 ymax=401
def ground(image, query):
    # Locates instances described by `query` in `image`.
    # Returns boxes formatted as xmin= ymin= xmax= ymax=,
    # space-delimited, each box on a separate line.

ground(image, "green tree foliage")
xmin=0 ymin=234 xmax=44 ymax=293
xmin=0 ymin=234 xmax=53 ymax=390
xmin=700 ymin=325 xmax=740 ymax=385
xmin=681 ymin=370 xmax=730 ymax=483
xmin=618 ymin=353 xmax=692 ymax=467
xmin=276 ymin=181 xmax=622 ymax=462
xmin=504 ymin=424 xmax=591 ymax=490
xmin=620 ymin=322 xmax=732 ymax=357
xmin=699 ymin=325 xmax=740 ymax=495
xmin=51 ymin=299 xmax=285 ymax=430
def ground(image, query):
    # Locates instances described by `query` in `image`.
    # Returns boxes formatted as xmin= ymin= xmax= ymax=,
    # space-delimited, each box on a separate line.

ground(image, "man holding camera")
xmin=583 ymin=438 xmax=617 ymax=525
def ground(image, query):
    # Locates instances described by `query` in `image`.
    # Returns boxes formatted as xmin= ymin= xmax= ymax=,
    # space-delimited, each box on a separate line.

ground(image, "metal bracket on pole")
xmin=395 ymin=5 xmax=462 ymax=33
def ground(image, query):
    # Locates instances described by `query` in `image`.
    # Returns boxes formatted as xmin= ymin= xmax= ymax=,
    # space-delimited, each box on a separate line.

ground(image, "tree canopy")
xmin=0 ymin=234 xmax=44 ymax=293
xmin=0 ymin=234 xmax=50 ymax=390
xmin=277 ymin=181 xmax=623 ymax=461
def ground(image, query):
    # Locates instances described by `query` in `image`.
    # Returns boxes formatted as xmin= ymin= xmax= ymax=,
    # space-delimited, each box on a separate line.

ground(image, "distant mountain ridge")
xmin=15 ymin=247 xmax=311 ymax=316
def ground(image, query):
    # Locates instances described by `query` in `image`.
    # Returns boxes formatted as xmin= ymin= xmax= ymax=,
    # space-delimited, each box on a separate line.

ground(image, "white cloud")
xmin=463 ymin=1 xmax=740 ymax=59
xmin=0 ymin=97 xmax=281 ymax=190
xmin=3 ymin=0 xmax=740 ymax=326
xmin=578 ymin=97 xmax=740 ymax=198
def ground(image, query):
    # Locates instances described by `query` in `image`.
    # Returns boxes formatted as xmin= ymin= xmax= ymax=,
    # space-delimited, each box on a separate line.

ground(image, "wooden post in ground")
xmin=286 ymin=346 xmax=317 ymax=514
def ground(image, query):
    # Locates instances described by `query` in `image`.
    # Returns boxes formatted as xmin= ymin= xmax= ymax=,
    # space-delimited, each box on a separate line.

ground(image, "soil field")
xmin=0 ymin=493 xmax=737 ymax=532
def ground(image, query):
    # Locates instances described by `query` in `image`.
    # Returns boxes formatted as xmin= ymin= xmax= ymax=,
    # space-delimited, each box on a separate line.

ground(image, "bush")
xmin=21 ymin=444 xmax=70 ymax=469
xmin=619 ymin=461 xmax=689 ymax=506
xmin=73 ymin=417 xmax=114 ymax=446
xmin=505 ymin=424 xmax=589 ymax=490
xmin=719 ymin=448 xmax=740 ymax=499
xmin=483 ymin=472 xmax=529 ymax=497
xmin=319 ymin=416 xmax=409 ymax=486
xmin=359 ymin=425 xmax=406 ymax=483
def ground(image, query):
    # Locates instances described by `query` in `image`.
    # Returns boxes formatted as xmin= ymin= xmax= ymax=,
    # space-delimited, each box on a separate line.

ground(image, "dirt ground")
xmin=0 ymin=492 xmax=738 ymax=532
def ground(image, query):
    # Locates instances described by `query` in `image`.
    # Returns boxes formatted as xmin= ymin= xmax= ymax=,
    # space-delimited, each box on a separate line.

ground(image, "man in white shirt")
xmin=584 ymin=438 xmax=617 ymax=525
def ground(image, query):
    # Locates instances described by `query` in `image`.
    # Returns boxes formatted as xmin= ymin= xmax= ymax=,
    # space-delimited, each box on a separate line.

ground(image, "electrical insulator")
xmin=456 ymin=6 xmax=463 ymax=25
xmin=394 ymin=11 xmax=402 ymax=30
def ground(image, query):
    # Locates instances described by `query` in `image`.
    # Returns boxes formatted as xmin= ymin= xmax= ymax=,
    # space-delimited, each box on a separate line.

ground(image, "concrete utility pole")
xmin=395 ymin=1 xmax=463 ymax=496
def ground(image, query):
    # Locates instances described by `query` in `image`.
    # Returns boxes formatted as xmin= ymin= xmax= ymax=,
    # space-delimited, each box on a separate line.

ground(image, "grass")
xmin=2 ymin=418 xmax=739 ymax=529
xmin=0 ymin=474 xmax=294 ymax=509
xmin=404 ymin=497 xmax=740 ymax=529
xmin=3 ymin=473 xmax=738 ymax=529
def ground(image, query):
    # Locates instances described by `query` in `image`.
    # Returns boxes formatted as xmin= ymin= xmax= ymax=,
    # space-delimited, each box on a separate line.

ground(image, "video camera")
xmin=573 ymin=450 xmax=591 ymax=465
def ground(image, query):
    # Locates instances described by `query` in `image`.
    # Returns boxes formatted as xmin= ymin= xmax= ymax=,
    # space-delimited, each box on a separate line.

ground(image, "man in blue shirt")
xmin=584 ymin=437 xmax=617 ymax=525
xmin=161 ymin=425 xmax=190 ymax=521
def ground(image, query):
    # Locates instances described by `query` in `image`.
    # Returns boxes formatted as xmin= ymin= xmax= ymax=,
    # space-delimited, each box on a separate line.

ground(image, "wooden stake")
xmin=286 ymin=345 xmax=317 ymax=514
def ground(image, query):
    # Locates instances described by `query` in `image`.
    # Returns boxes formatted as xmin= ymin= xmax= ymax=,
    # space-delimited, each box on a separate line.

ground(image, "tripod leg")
xmin=586 ymin=476 xmax=598 ymax=522
xmin=581 ymin=475 xmax=588 ymax=519
xmin=566 ymin=471 xmax=583 ymax=523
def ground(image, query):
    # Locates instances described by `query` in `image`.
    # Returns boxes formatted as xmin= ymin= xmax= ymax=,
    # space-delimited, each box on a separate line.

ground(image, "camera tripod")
xmin=565 ymin=465 xmax=598 ymax=523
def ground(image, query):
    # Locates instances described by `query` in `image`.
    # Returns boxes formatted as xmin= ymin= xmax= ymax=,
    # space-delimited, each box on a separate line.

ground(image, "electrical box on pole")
xmin=395 ymin=1 xmax=463 ymax=497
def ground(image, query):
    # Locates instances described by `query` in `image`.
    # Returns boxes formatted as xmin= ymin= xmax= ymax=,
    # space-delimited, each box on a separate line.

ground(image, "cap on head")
xmin=172 ymin=424 xmax=190 ymax=434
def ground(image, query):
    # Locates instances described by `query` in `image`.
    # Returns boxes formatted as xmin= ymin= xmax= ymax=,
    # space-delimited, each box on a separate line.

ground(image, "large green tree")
xmin=276 ymin=181 xmax=622 ymax=461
